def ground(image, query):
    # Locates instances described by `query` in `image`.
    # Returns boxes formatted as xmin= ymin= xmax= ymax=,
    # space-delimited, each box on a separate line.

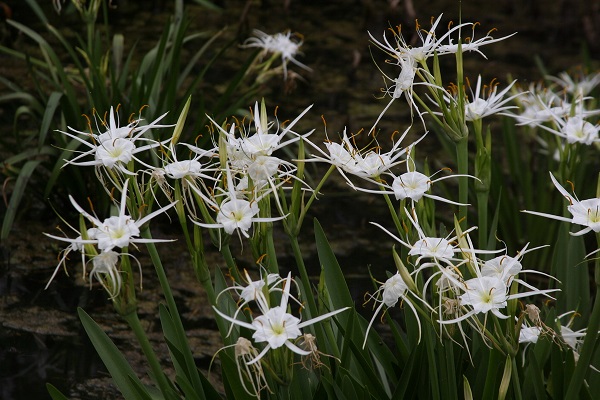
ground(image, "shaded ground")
xmin=1 ymin=0 xmax=599 ymax=398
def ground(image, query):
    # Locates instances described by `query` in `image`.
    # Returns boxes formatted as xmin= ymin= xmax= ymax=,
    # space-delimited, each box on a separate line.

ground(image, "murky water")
xmin=1 ymin=0 xmax=598 ymax=398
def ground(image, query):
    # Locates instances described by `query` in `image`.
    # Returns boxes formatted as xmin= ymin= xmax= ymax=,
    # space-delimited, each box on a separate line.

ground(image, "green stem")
xmin=221 ymin=243 xmax=242 ymax=284
xmin=510 ymin=355 xmax=523 ymax=400
xmin=122 ymin=311 xmax=177 ymax=398
xmin=424 ymin=325 xmax=441 ymax=400
xmin=265 ymin=226 xmax=279 ymax=275
xmin=295 ymin=165 xmax=335 ymax=234
xmin=141 ymin=228 xmax=205 ymax=395
xmin=192 ymin=225 xmax=217 ymax=305
xmin=289 ymin=235 xmax=317 ymax=316
xmin=456 ymin=137 xmax=469 ymax=230
xmin=476 ymin=191 xmax=488 ymax=251
xmin=381 ymin=187 xmax=403 ymax=235
xmin=482 ymin=348 xmax=504 ymax=399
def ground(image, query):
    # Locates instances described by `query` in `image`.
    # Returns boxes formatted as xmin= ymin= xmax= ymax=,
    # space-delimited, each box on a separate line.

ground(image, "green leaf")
xmin=314 ymin=218 xmax=354 ymax=309
xmin=78 ymin=308 xmax=153 ymax=400
xmin=24 ymin=0 xmax=49 ymax=24
xmin=524 ymin=351 xmax=547 ymax=400
xmin=46 ymin=383 xmax=69 ymax=400
xmin=552 ymin=223 xmax=589 ymax=315
xmin=189 ymin=0 xmax=223 ymax=11
xmin=497 ymin=356 xmax=511 ymax=400
xmin=159 ymin=305 xmax=206 ymax=400
xmin=160 ymin=307 xmax=220 ymax=400
xmin=338 ymin=313 xmax=392 ymax=399
xmin=315 ymin=218 xmax=398 ymax=393
xmin=39 ymin=91 xmax=62 ymax=146
xmin=463 ymin=376 xmax=473 ymax=400
xmin=1 ymin=160 xmax=42 ymax=240
xmin=219 ymin=353 xmax=257 ymax=400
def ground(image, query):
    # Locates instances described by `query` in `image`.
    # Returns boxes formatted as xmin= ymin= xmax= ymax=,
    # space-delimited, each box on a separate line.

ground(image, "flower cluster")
xmin=45 ymin=180 xmax=176 ymax=298
xmin=509 ymin=68 xmax=600 ymax=151
xmin=367 ymin=208 xmax=559 ymax=348
xmin=368 ymin=14 xmax=515 ymax=126
xmin=41 ymin=10 xmax=600 ymax=398
xmin=214 ymin=271 xmax=348 ymax=396
xmin=242 ymin=29 xmax=311 ymax=81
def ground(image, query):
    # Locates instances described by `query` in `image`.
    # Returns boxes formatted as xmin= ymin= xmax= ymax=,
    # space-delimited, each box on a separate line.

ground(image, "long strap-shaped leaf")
xmin=78 ymin=308 xmax=154 ymax=400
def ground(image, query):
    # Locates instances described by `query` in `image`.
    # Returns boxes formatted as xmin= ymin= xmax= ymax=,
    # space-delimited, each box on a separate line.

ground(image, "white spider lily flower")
xmin=164 ymin=159 xmax=207 ymax=180
xmin=241 ymin=134 xmax=282 ymax=157
xmin=217 ymin=269 xmax=287 ymax=337
xmin=410 ymin=237 xmax=456 ymax=261
xmin=306 ymin=126 xmax=423 ymax=186
xmin=209 ymin=102 xmax=314 ymax=163
xmin=555 ymin=311 xmax=600 ymax=372
xmin=211 ymin=337 xmax=271 ymax=398
xmin=88 ymin=250 xmax=122 ymax=299
xmin=519 ymin=325 xmax=542 ymax=344
xmin=367 ymin=13 xmax=515 ymax=127
xmin=481 ymin=243 xmax=557 ymax=293
xmin=522 ymin=172 xmax=600 ymax=235
xmin=213 ymin=273 xmax=349 ymax=365
xmin=520 ymin=96 xmax=600 ymax=145
xmin=436 ymin=28 xmax=517 ymax=58
xmin=44 ymin=227 xmax=99 ymax=290
xmin=206 ymin=103 xmax=311 ymax=214
xmin=371 ymin=208 xmax=480 ymax=266
xmin=560 ymin=325 xmax=586 ymax=350
xmin=363 ymin=272 xmax=422 ymax=348
xmin=392 ymin=170 xmax=472 ymax=204
xmin=559 ymin=325 xmax=587 ymax=350
xmin=482 ymin=255 xmax=523 ymax=282
xmin=561 ymin=116 xmax=599 ymax=145
xmin=440 ymin=275 xmax=556 ymax=325
xmin=368 ymin=14 xmax=508 ymax=65
xmin=354 ymin=166 xmax=474 ymax=206
xmin=459 ymin=276 xmax=510 ymax=319
xmin=509 ymin=84 xmax=571 ymax=126
xmin=434 ymin=232 xmax=559 ymax=326
xmin=159 ymin=142 xmax=220 ymax=216
xmin=463 ymin=76 xmax=521 ymax=121
xmin=556 ymin=311 xmax=588 ymax=351
xmin=372 ymin=222 xmax=459 ymax=265
xmin=216 ymin=198 xmax=261 ymax=236
xmin=547 ymin=70 xmax=600 ymax=98
xmin=513 ymin=91 xmax=600 ymax=128
xmin=59 ymin=107 xmax=171 ymax=174
xmin=191 ymin=165 xmax=287 ymax=239
xmin=370 ymin=56 xmax=439 ymax=128
xmin=45 ymin=179 xmax=177 ymax=252
xmin=246 ymin=155 xmax=280 ymax=182
xmin=517 ymin=317 xmax=546 ymax=366
xmin=242 ymin=29 xmax=312 ymax=80
xmin=237 ymin=271 xmax=283 ymax=309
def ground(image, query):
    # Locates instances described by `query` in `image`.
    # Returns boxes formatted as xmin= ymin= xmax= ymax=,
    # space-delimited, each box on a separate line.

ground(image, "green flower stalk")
xmin=474 ymin=126 xmax=492 ymax=250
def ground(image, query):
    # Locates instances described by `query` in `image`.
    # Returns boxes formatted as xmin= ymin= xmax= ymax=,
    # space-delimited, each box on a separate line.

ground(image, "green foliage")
xmin=0 ymin=0 xmax=259 ymax=240
xmin=17 ymin=3 xmax=600 ymax=400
